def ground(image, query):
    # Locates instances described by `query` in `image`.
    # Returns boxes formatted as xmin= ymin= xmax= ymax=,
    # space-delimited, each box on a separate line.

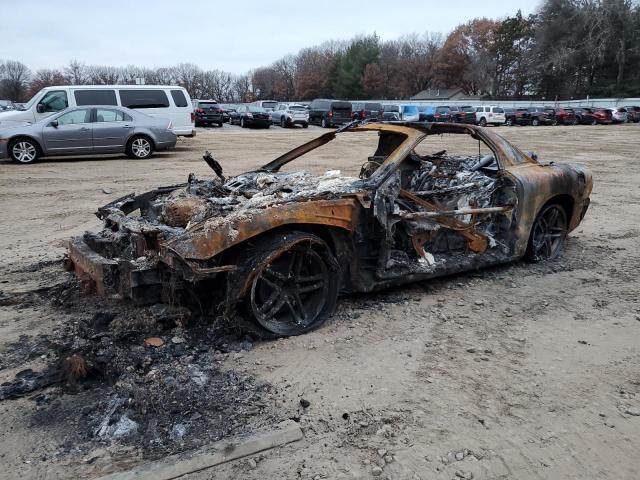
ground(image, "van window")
xmin=74 ymin=90 xmax=117 ymax=106
xmin=171 ymin=90 xmax=188 ymax=107
xmin=40 ymin=91 xmax=68 ymax=112
xmin=96 ymin=108 xmax=131 ymax=122
xmin=261 ymin=101 xmax=278 ymax=110
xmin=493 ymin=108 xmax=504 ymax=113
xmin=119 ymin=89 xmax=170 ymax=109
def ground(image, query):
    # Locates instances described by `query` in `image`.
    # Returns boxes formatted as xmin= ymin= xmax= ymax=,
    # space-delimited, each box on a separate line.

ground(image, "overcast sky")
xmin=1 ymin=0 xmax=539 ymax=74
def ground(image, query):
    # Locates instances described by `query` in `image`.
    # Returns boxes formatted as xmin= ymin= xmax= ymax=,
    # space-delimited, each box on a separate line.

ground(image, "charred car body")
xmin=67 ymin=122 xmax=592 ymax=337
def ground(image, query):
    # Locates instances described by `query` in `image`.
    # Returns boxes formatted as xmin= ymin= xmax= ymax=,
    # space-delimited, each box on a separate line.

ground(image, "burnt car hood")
xmin=97 ymin=169 xmax=367 ymax=262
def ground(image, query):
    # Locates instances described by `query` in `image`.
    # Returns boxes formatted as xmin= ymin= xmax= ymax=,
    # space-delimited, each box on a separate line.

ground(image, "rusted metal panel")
xmin=68 ymin=237 xmax=118 ymax=295
xmin=164 ymin=197 xmax=360 ymax=261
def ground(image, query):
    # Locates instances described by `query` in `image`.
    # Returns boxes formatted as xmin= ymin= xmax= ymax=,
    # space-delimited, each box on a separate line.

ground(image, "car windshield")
xmin=262 ymin=102 xmax=278 ymax=110
xmin=493 ymin=108 xmax=504 ymax=113
xmin=198 ymin=102 xmax=218 ymax=108
xmin=288 ymin=105 xmax=305 ymax=111
xmin=384 ymin=105 xmax=399 ymax=112
xmin=402 ymin=106 xmax=419 ymax=115
xmin=249 ymin=106 xmax=267 ymax=113
xmin=461 ymin=106 xmax=474 ymax=112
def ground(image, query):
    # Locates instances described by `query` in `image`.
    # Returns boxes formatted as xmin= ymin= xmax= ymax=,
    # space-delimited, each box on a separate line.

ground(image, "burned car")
xmin=67 ymin=122 xmax=592 ymax=336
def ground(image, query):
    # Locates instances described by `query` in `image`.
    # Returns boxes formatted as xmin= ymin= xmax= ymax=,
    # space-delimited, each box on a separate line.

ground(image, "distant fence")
xmin=351 ymin=98 xmax=640 ymax=108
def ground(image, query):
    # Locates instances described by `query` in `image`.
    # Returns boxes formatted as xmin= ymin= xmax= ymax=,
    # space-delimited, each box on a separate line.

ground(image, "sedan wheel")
xmin=321 ymin=117 xmax=328 ymax=128
xmin=532 ymin=118 xmax=539 ymax=126
xmin=10 ymin=139 xmax=39 ymax=164
xmin=280 ymin=117 xmax=286 ymax=128
xmin=526 ymin=204 xmax=568 ymax=262
xmin=479 ymin=118 xmax=487 ymax=127
xmin=127 ymin=136 xmax=153 ymax=159
xmin=240 ymin=117 xmax=246 ymax=128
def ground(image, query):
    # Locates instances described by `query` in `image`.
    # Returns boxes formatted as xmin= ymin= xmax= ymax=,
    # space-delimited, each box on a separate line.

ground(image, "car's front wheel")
xmin=478 ymin=118 xmax=487 ymax=127
xmin=321 ymin=117 xmax=328 ymax=128
xmin=532 ymin=118 xmax=539 ymax=126
xmin=302 ymin=122 xmax=308 ymax=128
xmin=126 ymin=136 xmax=154 ymax=159
xmin=525 ymin=204 xmax=568 ymax=262
xmin=9 ymin=138 xmax=40 ymax=164
xmin=230 ymin=232 xmax=340 ymax=337
xmin=240 ymin=117 xmax=246 ymax=128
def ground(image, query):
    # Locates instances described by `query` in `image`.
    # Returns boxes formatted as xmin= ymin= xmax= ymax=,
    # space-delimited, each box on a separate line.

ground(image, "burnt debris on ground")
xmin=0 ymin=263 xmax=285 ymax=461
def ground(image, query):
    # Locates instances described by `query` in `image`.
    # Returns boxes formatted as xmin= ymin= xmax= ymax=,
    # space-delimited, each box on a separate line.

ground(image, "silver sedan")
xmin=0 ymin=106 xmax=177 ymax=164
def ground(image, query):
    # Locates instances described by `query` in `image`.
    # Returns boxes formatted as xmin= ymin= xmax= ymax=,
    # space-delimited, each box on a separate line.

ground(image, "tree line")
xmin=1 ymin=0 xmax=639 ymax=103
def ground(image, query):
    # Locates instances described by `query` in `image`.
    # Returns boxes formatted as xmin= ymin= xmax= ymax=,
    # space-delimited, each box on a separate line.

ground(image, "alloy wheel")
xmin=12 ymin=141 xmax=37 ymax=163
xmin=131 ymin=138 xmax=151 ymax=158
xmin=530 ymin=205 xmax=567 ymax=261
xmin=250 ymin=244 xmax=331 ymax=335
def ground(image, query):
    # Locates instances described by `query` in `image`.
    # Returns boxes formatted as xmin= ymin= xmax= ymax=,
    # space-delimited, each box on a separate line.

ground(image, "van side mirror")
xmin=36 ymin=104 xmax=45 ymax=114
xmin=50 ymin=120 xmax=59 ymax=128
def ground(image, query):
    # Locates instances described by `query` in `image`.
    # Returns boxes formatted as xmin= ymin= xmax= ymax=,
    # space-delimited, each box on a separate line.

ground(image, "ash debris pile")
xmin=0 ymin=280 xmax=283 ymax=460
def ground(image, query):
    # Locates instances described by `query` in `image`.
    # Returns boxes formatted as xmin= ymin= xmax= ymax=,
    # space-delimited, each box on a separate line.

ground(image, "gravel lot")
xmin=1 ymin=123 xmax=639 ymax=479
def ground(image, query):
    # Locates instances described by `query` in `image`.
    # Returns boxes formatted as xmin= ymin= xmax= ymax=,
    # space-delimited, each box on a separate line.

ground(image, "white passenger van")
xmin=0 ymin=85 xmax=196 ymax=136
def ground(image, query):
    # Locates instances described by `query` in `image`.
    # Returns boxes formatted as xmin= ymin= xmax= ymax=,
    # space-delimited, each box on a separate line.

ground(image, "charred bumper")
xmin=67 ymin=236 xmax=164 ymax=304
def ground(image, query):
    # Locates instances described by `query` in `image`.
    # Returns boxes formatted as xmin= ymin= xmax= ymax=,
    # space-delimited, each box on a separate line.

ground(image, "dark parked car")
xmin=0 ymin=106 xmax=176 ymax=164
xmin=219 ymin=104 xmax=238 ymax=123
xmin=382 ymin=104 xmax=400 ymax=121
xmin=193 ymin=100 xmax=224 ymax=127
xmin=68 ymin=122 xmax=592 ymax=337
xmin=504 ymin=108 xmax=531 ymax=126
xmin=527 ymin=107 xmax=554 ymax=126
xmin=448 ymin=105 xmax=476 ymax=124
xmin=308 ymin=99 xmax=352 ymax=128
xmin=229 ymin=105 xmax=271 ymax=128
xmin=418 ymin=106 xmax=452 ymax=122
xmin=554 ymin=108 xmax=577 ymax=125
xmin=351 ymin=102 xmax=383 ymax=121
xmin=623 ymin=106 xmax=640 ymax=123
xmin=573 ymin=108 xmax=598 ymax=125
xmin=593 ymin=108 xmax=613 ymax=125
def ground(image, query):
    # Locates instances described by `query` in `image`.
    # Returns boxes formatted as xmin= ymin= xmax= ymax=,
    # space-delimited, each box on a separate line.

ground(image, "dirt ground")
xmin=1 ymin=123 xmax=639 ymax=479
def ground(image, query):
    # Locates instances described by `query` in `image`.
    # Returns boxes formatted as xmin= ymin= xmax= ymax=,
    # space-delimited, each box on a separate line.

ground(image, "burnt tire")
xmin=8 ymin=138 xmax=40 ymax=164
xmin=228 ymin=232 xmax=340 ymax=337
xmin=525 ymin=204 xmax=568 ymax=262
xmin=126 ymin=135 xmax=154 ymax=159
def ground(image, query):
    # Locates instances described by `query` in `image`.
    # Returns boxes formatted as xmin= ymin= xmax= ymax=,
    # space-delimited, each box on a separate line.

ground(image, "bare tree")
xmin=64 ymin=60 xmax=87 ymax=85
xmin=0 ymin=60 xmax=31 ymax=101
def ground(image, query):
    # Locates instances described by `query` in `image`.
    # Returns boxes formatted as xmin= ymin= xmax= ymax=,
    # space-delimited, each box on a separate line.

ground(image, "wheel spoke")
xmin=298 ymin=282 xmax=324 ymax=294
xmin=296 ymin=274 xmax=324 ymax=284
xmin=260 ymin=293 xmax=286 ymax=319
xmin=263 ymin=266 xmax=286 ymax=283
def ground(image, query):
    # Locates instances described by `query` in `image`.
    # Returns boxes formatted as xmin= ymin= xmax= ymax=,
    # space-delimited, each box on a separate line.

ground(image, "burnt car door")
xmin=363 ymin=131 xmax=519 ymax=286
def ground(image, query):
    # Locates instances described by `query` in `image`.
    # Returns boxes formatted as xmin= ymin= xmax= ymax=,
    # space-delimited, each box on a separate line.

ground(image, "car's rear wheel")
xmin=525 ymin=204 xmax=568 ymax=262
xmin=231 ymin=232 xmax=340 ymax=337
xmin=321 ymin=117 xmax=328 ymax=128
xmin=240 ymin=117 xmax=246 ymax=128
xmin=479 ymin=118 xmax=487 ymax=127
xmin=280 ymin=117 xmax=286 ymax=128
xmin=506 ymin=118 xmax=513 ymax=126
xmin=9 ymin=138 xmax=40 ymax=164
xmin=126 ymin=136 xmax=153 ymax=159
xmin=302 ymin=122 xmax=308 ymax=128
xmin=532 ymin=118 xmax=539 ymax=126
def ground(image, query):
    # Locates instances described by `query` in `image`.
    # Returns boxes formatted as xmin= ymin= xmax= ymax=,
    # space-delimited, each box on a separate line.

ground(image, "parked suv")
xmin=593 ymin=108 xmax=613 ymax=124
xmin=503 ymin=108 xmax=531 ymax=126
xmin=623 ymin=106 xmax=640 ymax=123
xmin=193 ymin=100 xmax=224 ymax=127
xmin=448 ymin=105 xmax=476 ymax=124
xmin=475 ymin=106 xmax=505 ymax=126
xmin=270 ymin=103 xmax=309 ymax=128
xmin=573 ymin=107 xmax=597 ymax=125
xmin=607 ymin=107 xmax=628 ymax=123
xmin=554 ymin=108 xmax=577 ymax=125
xmin=418 ymin=106 xmax=452 ymax=122
xmin=308 ymin=99 xmax=352 ymax=128
xmin=527 ymin=107 xmax=554 ymax=126
xmin=351 ymin=102 xmax=383 ymax=121
xmin=382 ymin=104 xmax=400 ymax=121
